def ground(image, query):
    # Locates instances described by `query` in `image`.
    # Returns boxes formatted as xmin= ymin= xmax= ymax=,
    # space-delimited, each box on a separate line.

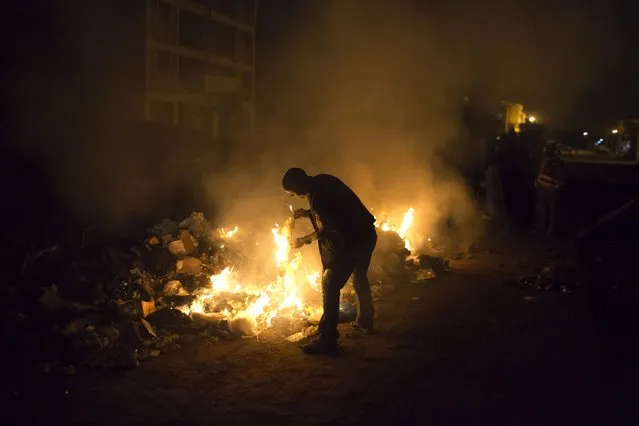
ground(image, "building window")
xmin=178 ymin=57 xmax=206 ymax=92
xmin=157 ymin=51 xmax=171 ymax=73
xmin=149 ymin=101 xmax=174 ymax=125
xmin=149 ymin=49 xmax=177 ymax=90
xmin=200 ymin=109 xmax=220 ymax=139
xmin=158 ymin=1 xmax=172 ymax=25
xmin=178 ymin=103 xmax=205 ymax=131
xmin=237 ymin=0 xmax=254 ymax=25
xmin=179 ymin=56 xmax=235 ymax=93
xmin=197 ymin=0 xmax=233 ymax=15
xmin=211 ymin=110 xmax=220 ymax=139
xmin=241 ymin=72 xmax=252 ymax=93
xmin=179 ymin=10 xmax=235 ymax=58
xmin=243 ymin=33 xmax=252 ymax=51
xmin=238 ymin=33 xmax=253 ymax=65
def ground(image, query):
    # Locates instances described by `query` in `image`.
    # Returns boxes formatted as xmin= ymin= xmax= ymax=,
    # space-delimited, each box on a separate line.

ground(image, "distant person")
xmin=499 ymin=130 xmax=525 ymax=226
xmin=282 ymin=168 xmax=377 ymax=356
xmin=482 ymin=136 xmax=509 ymax=229
xmin=534 ymin=141 xmax=566 ymax=236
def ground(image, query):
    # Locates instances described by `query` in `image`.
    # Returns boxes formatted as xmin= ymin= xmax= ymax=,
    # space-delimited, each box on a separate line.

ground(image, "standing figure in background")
xmin=534 ymin=141 xmax=566 ymax=236
xmin=482 ymin=136 xmax=509 ymax=230
xmin=282 ymin=168 xmax=377 ymax=356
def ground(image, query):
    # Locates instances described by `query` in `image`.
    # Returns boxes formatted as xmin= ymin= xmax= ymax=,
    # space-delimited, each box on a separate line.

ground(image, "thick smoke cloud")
xmin=212 ymin=0 xmax=617 ymax=247
xmin=4 ymin=0 xmax=618 ymax=243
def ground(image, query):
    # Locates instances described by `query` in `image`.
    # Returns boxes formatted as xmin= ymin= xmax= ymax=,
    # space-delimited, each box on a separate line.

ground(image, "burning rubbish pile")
xmin=7 ymin=208 xmax=447 ymax=375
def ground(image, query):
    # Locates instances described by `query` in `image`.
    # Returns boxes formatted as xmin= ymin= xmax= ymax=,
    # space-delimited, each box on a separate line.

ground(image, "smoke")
xmin=4 ymin=0 xmax=619 ymax=243
xmin=210 ymin=0 xmax=617 ymax=247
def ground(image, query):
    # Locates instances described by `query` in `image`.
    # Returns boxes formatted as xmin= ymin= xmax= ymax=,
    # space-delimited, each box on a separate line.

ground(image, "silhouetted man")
xmin=483 ymin=136 xmax=509 ymax=229
xmin=282 ymin=168 xmax=377 ymax=356
xmin=534 ymin=141 xmax=565 ymax=236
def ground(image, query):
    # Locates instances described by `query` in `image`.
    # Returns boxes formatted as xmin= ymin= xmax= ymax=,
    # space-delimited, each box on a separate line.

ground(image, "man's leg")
xmin=534 ymin=188 xmax=547 ymax=234
xmin=317 ymin=265 xmax=352 ymax=341
xmin=302 ymin=259 xmax=353 ymax=355
xmin=352 ymin=229 xmax=377 ymax=332
xmin=546 ymin=189 xmax=558 ymax=236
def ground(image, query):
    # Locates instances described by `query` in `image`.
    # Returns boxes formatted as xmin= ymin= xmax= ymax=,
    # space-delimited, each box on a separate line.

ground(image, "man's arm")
xmin=309 ymin=189 xmax=340 ymax=240
xmin=293 ymin=208 xmax=311 ymax=220
xmin=292 ymin=231 xmax=319 ymax=249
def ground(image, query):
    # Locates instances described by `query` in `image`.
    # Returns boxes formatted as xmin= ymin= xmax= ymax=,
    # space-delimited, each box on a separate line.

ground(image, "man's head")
xmin=282 ymin=167 xmax=311 ymax=197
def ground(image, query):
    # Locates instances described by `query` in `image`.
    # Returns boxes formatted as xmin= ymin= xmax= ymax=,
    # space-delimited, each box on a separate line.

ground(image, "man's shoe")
xmin=350 ymin=322 xmax=375 ymax=335
xmin=300 ymin=338 xmax=343 ymax=357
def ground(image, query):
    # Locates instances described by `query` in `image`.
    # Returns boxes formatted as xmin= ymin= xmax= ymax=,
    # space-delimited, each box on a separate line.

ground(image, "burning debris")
xmin=8 ymin=207 xmax=446 ymax=375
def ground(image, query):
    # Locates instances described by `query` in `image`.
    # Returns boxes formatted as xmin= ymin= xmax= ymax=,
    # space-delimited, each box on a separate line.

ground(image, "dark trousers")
xmin=317 ymin=227 xmax=377 ymax=342
xmin=535 ymin=186 xmax=557 ymax=235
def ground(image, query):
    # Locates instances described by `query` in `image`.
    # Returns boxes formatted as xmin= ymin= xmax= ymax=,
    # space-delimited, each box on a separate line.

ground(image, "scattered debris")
xmin=509 ymin=265 xmax=580 ymax=294
xmin=286 ymin=326 xmax=318 ymax=342
xmin=8 ymin=211 xmax=447 ymax=375
xmin=139 ymin=318 xmax=158 ymax=338
xmin=415 ymin=268 xmax=435 ymax=281
xmin=415 ymin=255 xmax=449 ymax=275
xmin=149 ymin=219 xmax=179 ymax=238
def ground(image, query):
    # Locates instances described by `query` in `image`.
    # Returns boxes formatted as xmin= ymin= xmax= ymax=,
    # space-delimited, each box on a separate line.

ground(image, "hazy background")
xmin=2 ymin=0 xmax=628 ymax=248
xmin=208 ymin=0 xmax=620 ymax=247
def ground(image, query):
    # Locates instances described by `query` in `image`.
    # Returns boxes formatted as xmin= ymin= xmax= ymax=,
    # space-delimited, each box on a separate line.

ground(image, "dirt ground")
xmin=1 ymin=237 xmax=626 ymax=425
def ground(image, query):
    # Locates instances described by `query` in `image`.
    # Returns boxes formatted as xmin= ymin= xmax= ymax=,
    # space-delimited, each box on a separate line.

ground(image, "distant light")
xmin=582 ymin=131 xmax=588 ymax=136
xmin=612 ymin=129 xmax=618 ymax=134
xmin=595 ymin=138 xmax=604 ymax=145
xmin=528 ymin=115 xmax=537 ymax=123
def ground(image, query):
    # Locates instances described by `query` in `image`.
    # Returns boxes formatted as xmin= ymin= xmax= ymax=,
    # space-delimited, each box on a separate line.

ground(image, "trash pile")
xmin=5 ymin=209 xmax=447 ymax=375
xmin=506 ymin=265 xmax=581 ymax=295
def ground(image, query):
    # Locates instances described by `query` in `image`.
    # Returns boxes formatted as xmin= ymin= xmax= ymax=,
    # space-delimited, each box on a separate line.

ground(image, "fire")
xmin=272 ymin=218 xmax=293 ymax=270
xmin=180 ymin=207 xmax=417 ymax=335
xmin=210 ymin=267 xmax=238 ymax=292
xmin=374 ymin=207 xmax=416 ymax=251
xmin=218 ymin=226 xmax=239 ymax=239
xmin=305 ymin=271 xmax=321 ymax=291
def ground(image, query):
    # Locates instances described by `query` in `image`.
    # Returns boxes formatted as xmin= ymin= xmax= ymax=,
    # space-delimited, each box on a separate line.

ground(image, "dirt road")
xmin=3 ymin=247 xmax=609 ymax=425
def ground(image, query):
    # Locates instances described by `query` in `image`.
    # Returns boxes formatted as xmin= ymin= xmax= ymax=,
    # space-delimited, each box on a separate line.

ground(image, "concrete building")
xmin=3 ymin=1 xmax=258 ymax=223
xmin=145 ymin=0 xmax=257 ymax=140
xmin=30 ymin=0 xmax=258 ymax=144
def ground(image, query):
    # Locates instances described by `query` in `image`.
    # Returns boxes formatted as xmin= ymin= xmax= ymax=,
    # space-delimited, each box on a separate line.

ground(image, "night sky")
xmin=2 ymin=0 xmax=638 ymax=139
xmin=256 ymin=0 xmax=639 ymax=133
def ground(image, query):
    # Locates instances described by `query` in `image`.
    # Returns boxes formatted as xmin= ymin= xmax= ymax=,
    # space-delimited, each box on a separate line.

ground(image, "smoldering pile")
xmin=6 ymin=213 xmax=262 ymax=374
xmin=368 ymin=229 xmax=449 ymax=298
xmin=5 ymin=212 xmax=448 ymax=376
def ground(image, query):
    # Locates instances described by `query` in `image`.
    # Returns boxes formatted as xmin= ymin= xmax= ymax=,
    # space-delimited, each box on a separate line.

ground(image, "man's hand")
xmin=293 ymin=208 xmax=310 ymax=220
xmin=292 ymin=234 xmax=314 ymax=249
xmin=292 ymin=237 xmax=308 ymax=249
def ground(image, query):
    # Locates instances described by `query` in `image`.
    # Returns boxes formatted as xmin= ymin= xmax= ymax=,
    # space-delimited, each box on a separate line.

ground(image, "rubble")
xmin=370 ymin=231 xmax=411 ymax=281
xmin=414 ymin=254 xmax=449 ymax=275
xmin=285 ymin=326 xmax=318 ymax=343
xmin=8 ymin=209 xmax=446 ymax=375
xmin=507 ymin=265 xmax=581 ymax=294
xmin=146 ymin=308 xmax=194 ymax=332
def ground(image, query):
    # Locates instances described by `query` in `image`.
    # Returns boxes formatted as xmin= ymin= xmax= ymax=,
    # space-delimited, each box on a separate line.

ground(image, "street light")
xmin=612 ymin=129 xmax=618 ymax=134
xmin=528 ymin=115 xmax=537 ymax=123
xmin=582 ymin=131 xmax=588 ymax=136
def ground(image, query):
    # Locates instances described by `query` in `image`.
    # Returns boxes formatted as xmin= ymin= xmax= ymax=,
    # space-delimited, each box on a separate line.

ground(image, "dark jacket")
xmin=307 ymin=174 xmax=375 ymax=240
xmin=536 ymin=157 xmax=565 ymax=189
